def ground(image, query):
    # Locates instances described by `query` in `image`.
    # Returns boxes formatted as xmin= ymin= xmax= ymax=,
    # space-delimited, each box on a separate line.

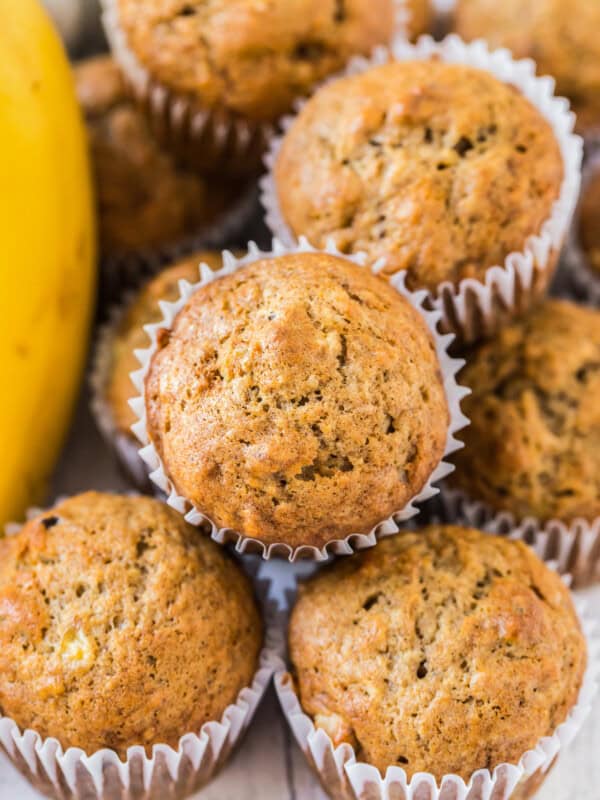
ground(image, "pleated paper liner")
xmin=100 ymin=0 xmax=419 ymax=177
xmin=90 ymin=298 xmax=157 ymax=494
xmin=273 ymin=560 xmax=600 ymax=800
xmin=128 ymin=238 xmax=470 ymax=561
xmin=0 ymin=504 xmax=283 ymax=800
xmin=439 ymin=487 xmax=600 ymax=589
xmin=260 ymin=35 xmax=582 ymax=344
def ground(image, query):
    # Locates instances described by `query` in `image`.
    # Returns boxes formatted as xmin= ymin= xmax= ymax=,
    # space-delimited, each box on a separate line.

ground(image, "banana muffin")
xmin=74 ymin=55 xmax=237 ymax=259
xmin=112 ymin=0 xmax=395 ymax=125
xmin=289 ymin=524 xmax=586 ymax=781
xmin=450 ymin=300 xmax=600 ymax=523
xmin=579 ymin=166 xmax=600 ymax=277
xmin=0 ymin=492 xmax=262 ymax=756
xmin=454 ymin=0 xmax=600 ymax=134
xmin=272 ymin=59 xmax=564 ymax=293
xmin=106 ymin=252 xmax=222 ymax=439
xmin=143 ymin=252 xmax=450 ymax=549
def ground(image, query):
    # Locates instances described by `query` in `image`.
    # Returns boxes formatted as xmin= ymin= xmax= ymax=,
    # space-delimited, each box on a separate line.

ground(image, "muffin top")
xmin=289 ymin=524 xmax=586 ymax=780
xmin=145 ymin=252 xmax=449 ymax=549
xmin=74 ymin=55 xmax=234 ymax=256
xmin=274 ymin=60 xmax=563 ymax=292
xmin=106 ymin=252 xmax=223 ymax=436
xmin=0 ymin=492 xmax=262 ymax=756
xmin=405 ymin=0 xmax=432 ymax=40
xmin=450 ymin=300 xmax=600 ymax=523
xmin=579 ymin=168 xmax=600 ymax=277
xmin=115 ymin=0 xmax=394 ymax=122
xmin=454 ymin=0 xmax=600 ymax=133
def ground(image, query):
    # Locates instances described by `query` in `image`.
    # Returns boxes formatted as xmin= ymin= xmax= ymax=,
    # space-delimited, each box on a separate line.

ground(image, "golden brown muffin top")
xmin=0 ymin=492 xmax=262 ymax=756
xmin=289 ymin=524 xmax=586 ymax=780
xmin=74 ymin=55 xmax=235 ymax=256
xmin=579 ymin=168 xmax=600 ymax=277
xmin=115 ymin=0 xmax=394 ymax=122
xmin=450 ymin=299 xmax=600 ymax=523
xmin=274 ymin=60 xmax=563 ymax=292
xmin=107 ymin=252 xmax=223 ymax=436
xmin=454 ymin=0 xmax=600 ymax=134
xmin=145 ymin=252 xmax=449 ymax=549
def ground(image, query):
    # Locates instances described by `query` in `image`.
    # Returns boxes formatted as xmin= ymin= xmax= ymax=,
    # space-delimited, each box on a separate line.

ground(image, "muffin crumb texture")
xmin=289 ymin=525 xmax=586 ymax=780
xmin=0 ymin=492 xmax=262 ymax=756
xmin=451 ymin=299 xmax=600 ymax=523
xmin=116 ymin=0 xmax=395 ymax=121
xmin=145 ymin=252 xmax=449 ymax=549
xmin=275 ymin=60 xmax=563 ymax=292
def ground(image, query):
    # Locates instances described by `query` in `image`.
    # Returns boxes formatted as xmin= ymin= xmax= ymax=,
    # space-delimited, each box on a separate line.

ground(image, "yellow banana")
xmin=0 ymin=0 xmax=96 ymax=527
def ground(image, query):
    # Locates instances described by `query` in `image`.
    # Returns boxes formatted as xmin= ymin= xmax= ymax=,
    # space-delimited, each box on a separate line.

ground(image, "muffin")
xmin=405 ymin=0 xmax=432 ymax=40
xmin=74 ymin=56 xmax=242 ymax=268
xmin=578 ymin=165 xmax=600 ymax=277
xmin=103 ymin=0 xmax=397 ymax=173
xmin=105 ymin=252 xmax=222 ymax=440
xmin=142 ymin=251 xmax=450 ymax=550
xmin=454 ymin=0 xmax=600 ymax=134
xmin=450 ymin=299 xmax=600 ymax=523
xmin=272 ymin=59 xmax=564 ymax=294
xmin=288 ymin=524 xmax=586 ymax=783
xmin=0 ymin=492 xmax=263 ymax=756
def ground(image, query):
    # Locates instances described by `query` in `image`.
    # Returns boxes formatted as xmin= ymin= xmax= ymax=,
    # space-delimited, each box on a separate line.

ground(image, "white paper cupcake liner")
xmin=260 ymin=34 xmax=583 ymax=344
xmin=439 ymin=487 xmax=600 ymax=589
xmin=100 ymin=0 xmax=417 ymax=177
xmin=128 ymin=238 xmax=470 ymax=562
xmin=0 ymin=504 xmax=283 ymax=800
xmin=563 ymin=149 xmax=600 ymax=306
xmin=90 ymin=299 xmax=157 ymax=494
xmin=98 ymin=182 xmax=258 ymax=306
xmin=274 ymin=564 xmax=600 ymax=800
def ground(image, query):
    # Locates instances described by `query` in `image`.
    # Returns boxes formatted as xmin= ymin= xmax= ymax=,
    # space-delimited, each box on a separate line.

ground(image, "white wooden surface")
xmin=1 ymin=391 xmax=599 ymax=800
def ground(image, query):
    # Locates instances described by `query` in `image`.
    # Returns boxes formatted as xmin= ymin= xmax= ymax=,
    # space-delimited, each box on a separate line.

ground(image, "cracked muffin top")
xmin=274 ymin=59 xmax=563 ymax=292
xmin=75 ymin=55 xmax=236 ymax=256
xmin=450 ymin=300 xmax=600 ymax=522
xmin=289 ymin=524 xmax=586 ymax=780
xmin=106 ymin=251 xmax=223 ymax=437
xmin=579 ymin=167 xmax=600 ymax=277
xmin=144 ymin=252 xmax=449 ymax=549
xmin=0 ymin=492 xmax=262 ymax=756
xmin=454 ymin=0 xmax=600 ymax=134
xmin=115 ymin=0 xmax=395 ymax=123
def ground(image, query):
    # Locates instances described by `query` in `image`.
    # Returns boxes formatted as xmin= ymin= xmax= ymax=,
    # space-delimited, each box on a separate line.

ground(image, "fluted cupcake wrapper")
xmin=127 ymin=238 xmax=470 ymax=561
xmin=97 ymin=183 xmax=258 ymax=308
xmin=260 ymin=34 xmax=583 ymax=345
xmin=273 ymin=566 xmax=600 ymax=800
xmin=563 ymin=149 xmax=600 ymax=306
xmin=100 ymin=0 xmax=415 ymax=178
xmin=439 ymin=487 xmax=600 ymax=589
xmin=0 ymin=506 xmax=283 ymax=800
xmin=90 ymin=298 xmax=160 ymax=494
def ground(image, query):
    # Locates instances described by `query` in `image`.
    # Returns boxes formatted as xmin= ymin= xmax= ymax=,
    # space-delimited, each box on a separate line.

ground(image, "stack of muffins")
xmin=2 ymin=1 xmax=600 ymax=799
